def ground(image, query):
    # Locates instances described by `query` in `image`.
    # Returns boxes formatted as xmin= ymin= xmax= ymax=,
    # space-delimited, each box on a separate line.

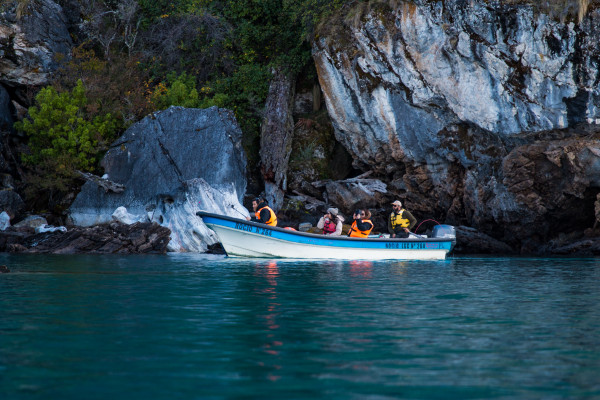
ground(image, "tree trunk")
xmin=260 ymin=68 xmax=296 ymax=211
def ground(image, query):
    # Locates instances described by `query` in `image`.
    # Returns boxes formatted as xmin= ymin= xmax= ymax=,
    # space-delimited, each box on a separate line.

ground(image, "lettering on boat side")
xmin=385 ymin=242 xmax=438 ymax=249
xmin=234 ymin=222 xmax=254 ymax=232
xmin=234 ymin=222 xmax=272 ymax=237
xmin=254 ymin=226 xmax=272 ymax=236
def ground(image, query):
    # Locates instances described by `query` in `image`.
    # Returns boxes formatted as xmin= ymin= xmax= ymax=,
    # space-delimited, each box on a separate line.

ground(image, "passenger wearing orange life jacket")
xmin=245 ymin=196 xmax=277 ymax=226
xmin=317 ymin=207 xmax=344 ymax=236
xmin=348 ymin=209 xmax=373 ymax=238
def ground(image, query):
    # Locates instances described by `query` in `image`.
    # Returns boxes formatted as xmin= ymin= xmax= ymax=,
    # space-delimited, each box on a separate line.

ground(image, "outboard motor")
xmin=432 ymin=224 xmax=456 ymax=239
xmin=432 ymin=225 xmax=457 ymax=251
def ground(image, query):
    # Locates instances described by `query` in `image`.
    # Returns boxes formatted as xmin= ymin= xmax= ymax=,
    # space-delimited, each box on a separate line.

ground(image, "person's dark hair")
xmin=254 ymin=196 xmax=267 ymax=204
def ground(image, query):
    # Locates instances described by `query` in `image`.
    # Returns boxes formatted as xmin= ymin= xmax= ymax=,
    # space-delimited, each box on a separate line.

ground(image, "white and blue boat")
xmin=196 ymin=211 xmax=456 ymax=260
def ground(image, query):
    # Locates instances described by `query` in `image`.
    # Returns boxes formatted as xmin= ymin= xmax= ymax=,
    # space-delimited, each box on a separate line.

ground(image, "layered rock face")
xmin=68 ymin=106 xmax=248 ymax=252
xmin=313 ymin=0 xmax=600 ymax=250
xmin=0 ymin=0 xmax=72 ymax=87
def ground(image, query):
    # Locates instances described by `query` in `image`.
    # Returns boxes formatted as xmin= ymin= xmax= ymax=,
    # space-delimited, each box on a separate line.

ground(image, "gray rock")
xmin=454 ymin=226 xmax=514 ymax=254
xmin=69 ymin=106 xmax=246 ymax=225
xmin=0 ymin=211 xmax=10 ymax=230
xmin=0 ymin=221 xmax=171 ymax=254
xmin=68 ymin=107 xmax=248 ymax=252
xmin=313 ymin=0 xmax=600 ymax=251
xmin=0 ymin=84 xmax=13 ymax=131
xmin=0 ymin=0 xmax=72 ymax=86
xmin=0 ymin=189 xmax=24 ymax=219
xmin=14 ymin=215 xmax=47 ymax=229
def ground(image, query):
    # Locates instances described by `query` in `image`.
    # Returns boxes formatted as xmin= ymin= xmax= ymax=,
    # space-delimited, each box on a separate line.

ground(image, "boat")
xmin=196 ymin=211 xmax=456 ymax=260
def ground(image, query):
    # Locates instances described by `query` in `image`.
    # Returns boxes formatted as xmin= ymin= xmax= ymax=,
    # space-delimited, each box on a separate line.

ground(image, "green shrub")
xmin=15 ymin=79 xmax=118 ymax=172
xmin=149 ymin=72 xmax=202 ymax=109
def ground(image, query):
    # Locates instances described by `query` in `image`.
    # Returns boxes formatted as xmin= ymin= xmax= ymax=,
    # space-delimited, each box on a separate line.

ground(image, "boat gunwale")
xmin=196 ymin=211 xmax=454 ymax=243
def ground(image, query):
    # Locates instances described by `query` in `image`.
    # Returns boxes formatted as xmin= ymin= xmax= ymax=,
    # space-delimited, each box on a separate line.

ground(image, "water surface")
xmin=1 ymin=254 xmax=599 ymax=399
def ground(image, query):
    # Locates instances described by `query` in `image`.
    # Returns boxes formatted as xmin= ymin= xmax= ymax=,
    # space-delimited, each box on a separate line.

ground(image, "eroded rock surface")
xmin=0 ymin=0 xmax=72 ymax=87
xmin=313 ymin=1 xmax=600 ymax=252
xmin=68 ymin=106 xmax=248 ymax=252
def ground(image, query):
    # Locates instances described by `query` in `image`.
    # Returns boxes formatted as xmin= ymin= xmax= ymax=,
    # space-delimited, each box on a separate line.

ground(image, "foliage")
xmin=15 ymin=79 xmax=118 ymax=177
xmin=54 ymin=47 xmax=152 ymax=129
xmin=149 ymin=72 xmax=202 ymax=110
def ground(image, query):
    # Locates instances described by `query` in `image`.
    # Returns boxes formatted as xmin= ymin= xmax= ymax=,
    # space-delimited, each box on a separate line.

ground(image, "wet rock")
xmin=206 ymin=242 xmax=226 ymax=255
xmin=453 ymin=226 xmax=515 ymax=254
xmin=0 ymin=222 xmax=171 ymax=254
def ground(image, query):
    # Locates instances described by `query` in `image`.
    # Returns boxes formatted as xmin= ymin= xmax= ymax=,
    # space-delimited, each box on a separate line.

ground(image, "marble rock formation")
xmin=68 ymin=106 xmax=248 ymax=252
xmin=313 ymin=0 xmax=600 ymax=251
xmin=0 ymin=0 xmax=72 ymax=87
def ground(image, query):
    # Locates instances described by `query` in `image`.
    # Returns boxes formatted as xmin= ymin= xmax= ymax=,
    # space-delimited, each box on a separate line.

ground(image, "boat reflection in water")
xmin=253 ymin=261 xmax=283 ymax=381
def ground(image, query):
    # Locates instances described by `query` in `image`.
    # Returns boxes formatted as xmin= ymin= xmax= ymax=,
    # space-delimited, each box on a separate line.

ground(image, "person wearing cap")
xmin=317 ymin=207 xmax=344 ymax=236
xmin=246 ymin=196 xmax=277 ymax=226
xmin=388 ymin=200 xmax=416 ymax=238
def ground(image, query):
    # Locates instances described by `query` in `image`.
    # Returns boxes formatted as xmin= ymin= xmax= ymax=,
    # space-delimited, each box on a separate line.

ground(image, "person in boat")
xmin=388 ymin=200 xmax=417 ymax=238
xmin=348 ymin=209 xmax=374 ymax=238
xmin=245 ymin=196 xmax=278 ymax=226
xmin=317 ymin=207 xmax=344 ymax=236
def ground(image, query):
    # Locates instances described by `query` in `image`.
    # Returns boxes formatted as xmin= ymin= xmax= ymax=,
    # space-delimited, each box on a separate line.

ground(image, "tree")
xmin=15 ymin=79 xmax=117 ymax=176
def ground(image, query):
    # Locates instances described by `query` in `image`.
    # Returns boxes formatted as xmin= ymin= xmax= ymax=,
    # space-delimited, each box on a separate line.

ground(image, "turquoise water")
xmin=1 ymin=254 xmax=599 ymax=399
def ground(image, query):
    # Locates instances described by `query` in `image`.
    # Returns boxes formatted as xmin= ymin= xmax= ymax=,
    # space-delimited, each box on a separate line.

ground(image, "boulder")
xmin=0 ymin=189 xmax=24 ymax=219
xmin=453 ymin=226 xmax=515 ymax=255
xmin=68 ymin=106 xmax=248 ymax=252
xmin=112 ymin=206 xmax=144 ymax=225
xmin=14 ymin=215 xmax=47 ymax=229
xmin=0 ymin=211 xmax=10 ymax=230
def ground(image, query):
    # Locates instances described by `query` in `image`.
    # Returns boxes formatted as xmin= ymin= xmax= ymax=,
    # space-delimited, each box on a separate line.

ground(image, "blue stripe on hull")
xmin=199 ymin=213 xmax=454 ymax=252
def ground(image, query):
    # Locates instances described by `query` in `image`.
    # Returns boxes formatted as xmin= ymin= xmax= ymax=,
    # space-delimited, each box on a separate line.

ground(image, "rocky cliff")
xmin=313 ymin=0 xmax=600 ymax=251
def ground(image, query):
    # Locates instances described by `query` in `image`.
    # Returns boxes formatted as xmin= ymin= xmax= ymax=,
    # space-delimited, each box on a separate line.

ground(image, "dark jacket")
xmin=250 ymin=201 xmax=273 ymax=224
xmin=352 ymin=218 xmax=374 ymax=232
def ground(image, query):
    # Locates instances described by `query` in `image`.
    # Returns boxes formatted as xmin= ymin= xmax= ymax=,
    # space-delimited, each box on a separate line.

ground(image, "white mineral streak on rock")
xmin=150 ymin=179 xmax=249 ymax=253
xmin=314 ymin=1 xmax=594 ymax=168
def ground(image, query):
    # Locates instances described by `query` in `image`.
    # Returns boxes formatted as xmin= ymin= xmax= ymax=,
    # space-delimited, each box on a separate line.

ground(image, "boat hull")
xmin=197 ymin=212 xmax=454 ymax=260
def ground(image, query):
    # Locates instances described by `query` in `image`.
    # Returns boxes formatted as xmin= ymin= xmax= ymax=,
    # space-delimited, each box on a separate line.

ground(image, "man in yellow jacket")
xmin=388 ymin=200 xmax=417 ymax=238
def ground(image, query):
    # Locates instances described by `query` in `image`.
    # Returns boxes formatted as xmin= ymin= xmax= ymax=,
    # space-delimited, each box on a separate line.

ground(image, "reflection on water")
xmin=348 ymin=260 xmax=373 ymax=278
xmin=254 ymin=261 xmax=282 ymax=381
xmin=0 ymin=254 xmax=599 ymax=399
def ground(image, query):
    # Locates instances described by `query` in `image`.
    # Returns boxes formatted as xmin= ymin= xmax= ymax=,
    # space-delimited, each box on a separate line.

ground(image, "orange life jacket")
xmin=255 ymin=206 xmax=277 ymax=226
xmin=323 ymin=219 xmax=337 ymax=234
xmin=348 ymin=219 xmax=373 ymax=238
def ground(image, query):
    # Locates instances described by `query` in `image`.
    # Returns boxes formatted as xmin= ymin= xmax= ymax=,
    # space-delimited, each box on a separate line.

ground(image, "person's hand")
xmin=391 ymin=234 xmax=396 ymax=238
xmin=404 ymin=228 xmax=409 ymax=232
xmin=246 ymin=216 xmax=251 ymax=221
